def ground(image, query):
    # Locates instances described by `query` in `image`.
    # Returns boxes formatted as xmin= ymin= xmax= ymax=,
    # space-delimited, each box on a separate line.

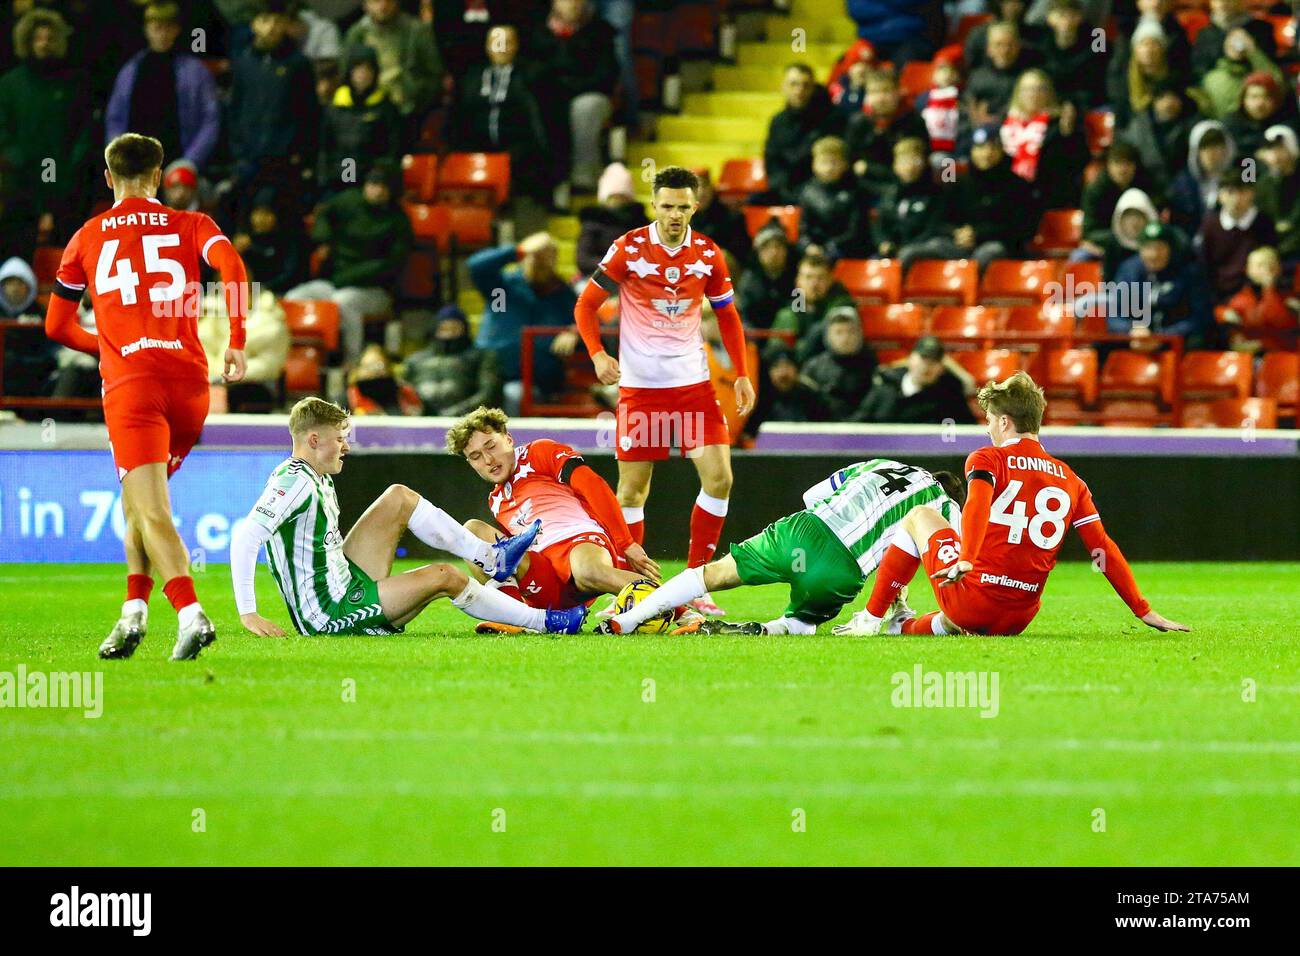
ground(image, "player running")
xmin=573 ymin=165 xmax=755 ymax=616
xmin=229 ymin=399 xmax=586 ymax=637
xmin=44 ymin=133 xmax=250 ymax=661
xmin=841 ymin=372 xmax=1190 ymax=636
xmin=598 ymin=460 xmax=966 ymax=636
xmin=445 ymin=405 xmax=668 ymax=633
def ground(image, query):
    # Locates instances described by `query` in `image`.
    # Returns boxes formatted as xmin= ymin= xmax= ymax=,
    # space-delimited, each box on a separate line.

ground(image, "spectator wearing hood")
xmin=690 ymin=168 xmax=751 ymax=267
xmin=317 ymin=44 xmax=402 ymax=197
xmin=233 ymin=187 xmax=308 ymax=295
xmin=1169 ymin=120 xmax=1235 ymax=235
xmin=403 ymin=305 xmax=502 ymax=416
xmin=343 ymin=0 xmax=443 ymax=123
xmin=845 ymin=69 xmax=930 ymax=199
xmin=1121 ymin=79 xmax=1200 ymax=198
xmin=104 ymin=2 xmax=221 ymax=172
xmin=575 ymin=163 xmax=646 ymax=277
xmin=800 ymin=308 xmax=878 ymax=420
xmin=798 ymin=136 xmax=870 ymax=260
xmin=1256 ymin=125 xmax=1300 ymax=269
xmin=199 ymin=265 xmax=288 ymax=411
xmin=1080 ymin=143 xmax=1158 ymax=250
xmin=1075 ymin=186 xmax=1162 ymax=281
xmin=999 ymin=67 xmax=1089 ymax=210
xmin=1222 ymin=71 xmax=1300 ymax=161
xmin=1110 ymin=221 xmax=1214 ymax=349
xmin=1196 ymin=28 xmax=1284 ymax=121
xmin=772 ymin=253 xmax=857 ymax=360
xmin=876 ymin=137 xmax=949 ymax=270
xmin=0 ymin=256 xmax=56 ymax=399
xmin=741 ymin=343 xmax=826 ymax=440
xmin=762 ymin=64 xmax=846 ymax=204
xmin=284 ymin=164 xmax=412 ymax=365
xmin=1190 ymin=0 xmax=1277 ymax=79
xmin=855 ymin=335 xmax=976 ymax=425
xmin=1198 ymin=170 xmax=1276 ymax=302
xmin=737 ymin=220 xmax=797 ymax=331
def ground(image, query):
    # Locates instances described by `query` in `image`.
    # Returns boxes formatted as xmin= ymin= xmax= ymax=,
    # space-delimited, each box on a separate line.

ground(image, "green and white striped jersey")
xmin=802 ymin=459 xmax=962 ymax=575
xmin=247 ymin=458 xmax=351 ymax=634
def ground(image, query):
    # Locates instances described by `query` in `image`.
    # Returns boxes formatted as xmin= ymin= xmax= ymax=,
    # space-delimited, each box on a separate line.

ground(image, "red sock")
xmin=162 ymin=576 xmax=198 ymax=613
xmin=687 ymin=503 xmax=727 ymax=568
xmin=628 ymin=520 xmax=645 ymax=546
xmin=866 ymin=544 xmax=921 ymax=616
xmin=126 ymin=573 xmax=153 ymax=603
xmin=903 ymin=611 xmax=940 ymax=635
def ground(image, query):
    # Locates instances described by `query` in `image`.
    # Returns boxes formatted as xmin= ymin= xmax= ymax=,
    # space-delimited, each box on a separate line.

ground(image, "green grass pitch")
xmin=2 ymin=560 xmax=1298 ymax=867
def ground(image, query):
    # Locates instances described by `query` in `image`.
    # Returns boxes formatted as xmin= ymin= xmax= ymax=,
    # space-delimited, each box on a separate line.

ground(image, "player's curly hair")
xmin=288 ymin=397 xmax=349 ymax=437
xmin=445 ymin=406 xmax=510 ymax=456
xmin=977 ymin=371 xmax=1046 ymax=435
xmin=652 ymin=165 xmax=699 ymax=196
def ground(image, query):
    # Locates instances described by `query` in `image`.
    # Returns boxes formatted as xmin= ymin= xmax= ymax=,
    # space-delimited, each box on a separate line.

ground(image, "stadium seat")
xmin=1257 ymin=351 xmax=1298 ymax=421
xmin=284 ymin=344 xmax=323 ymax=394
xmin=717 ymin=158 xmax=767 ymax=204
xmin=1060 ymin=258 xmax=1102 ymax=291
xmin=1182 ymin=396 xmax=1278 ymax=429
xmin=633 ymin=52 xmax=663 ymax=107
xmin=1028 ymin=209 xmax=1083 ymax=257
xmin=899 ymin=61 xmax=934 ymax=101
xmin=1176 ymin=10 xmax=1210 ymax=41
xmin=1180 ymin=351 xmax=1251 ymax=401
xmin=1084 ymin=110 xmax=1114 ymax=156
xmin=32 ymin=245 xmax=63 ymax=293
xmin=282 ymin=299 xmax=340 ymax=351
xmin=1267 ymin=14 xmax=1295 ymax=50
xmin=979 ymin=259 xmax=1058 ymax=306
xmin=742 ymin=205 xmax=800 ymax=243
xmin=632 ymin=11 xmax=672 ymax=56
xmin=436 ymin=152 xmax=510 ymax=208
xmin=673 ymin=3 xmax=718 ymax=57
xmin=1003 ymin=303 xmax=1076 ymax=340
xmin=928 ymin=305 xmax=1006 ymax=341
xmin=1042 ymin=347 xmax=1099 ymax=416
xmin=404 ymin=202 xmax=493 ymax=254
xmin=902 ymin=259 xmax=978 ymax=306
xmin=1098 ymin=349 xmax=1177 ymax=425
xmin=398 ymin=248 xmax=438 ymax=303
xmin=954 ymin=13 xmax=992 ymax=45
xmin=950 ymin=349 xmax=1022 ymax=386
xmin=401 ymin=153 xmax=438 ymax=202
xmin=859 ymin=302 xmax=928 ymax=343
xmin=834 ymin=258 xmax=901 ymax=304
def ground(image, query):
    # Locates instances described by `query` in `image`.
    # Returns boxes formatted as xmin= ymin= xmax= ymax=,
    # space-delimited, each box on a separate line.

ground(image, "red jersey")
xmin=488 ymin=440 xmax=608 ymax=549
xmin=592 ymin=223 xmax=735 ymax=388
xmin=54 ymin=197 xmax=231 ymax=393
xmin=962 ymin=437 xmax=1099 ymax=599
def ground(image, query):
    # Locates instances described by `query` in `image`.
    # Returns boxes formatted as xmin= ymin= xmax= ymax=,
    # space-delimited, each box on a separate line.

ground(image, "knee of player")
xmin=425 ymin=562 xmax=464 ymax=594
xmin=900 ymin=504 xmax=931 ymax=533
xmin=464 ymin=517 xmax=495 ymax=537
xmin=384 ymin=484 xmax=418 ymax=506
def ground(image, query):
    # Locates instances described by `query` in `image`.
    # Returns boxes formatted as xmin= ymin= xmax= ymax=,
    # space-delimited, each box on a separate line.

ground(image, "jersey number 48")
xmin=989 ymin=479 xmax=1070 ymax=549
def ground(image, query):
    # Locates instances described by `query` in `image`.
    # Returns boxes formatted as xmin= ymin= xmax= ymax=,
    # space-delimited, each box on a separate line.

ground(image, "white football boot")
xmin=171 ymin=609 xmax=217 ymax=661
xmin=833 ymin=586 xmax=912 ymax=636
xmin=99 ymin=611 xmax=147 ymax=659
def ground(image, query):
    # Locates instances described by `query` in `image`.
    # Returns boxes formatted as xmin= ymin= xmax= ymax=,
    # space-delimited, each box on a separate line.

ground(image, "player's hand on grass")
xmin=734 ymin=376 xmax=755 ymax=417
xmin=223 ymin=348 xmax=247 ymax=383
xmin=932 ymin=559 xmax=972 ymax=586
xmin=593 ymin=350 xmax=621 ymax=385
xmin=624 ymin=543 xmax=660 ymax=582
xmin=241 ymin=612 xmax=287 ymax=637
xmin=1141 ymin=610 xmax=1190 ymax=632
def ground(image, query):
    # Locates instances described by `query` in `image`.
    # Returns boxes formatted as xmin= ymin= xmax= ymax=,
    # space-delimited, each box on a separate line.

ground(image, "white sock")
xmin=763 ymin=616 xmax=816 ymax=635
xmin=891 ymin=528 xmax=920 ymax=557
xmin=612 ymin=566 xmax=705 ymax=632
xmin=122 ymin=598 xmax=148 ymax=618
xmin=409 ymin=498 xmax=496 ymax=573
xmin=621 ymin=506 xmax=644 ymax=525
xmin=932 ymin=613 xmax=952 ymax=635
xmin=451 ymin=578 xmax=545 ymax=630
xmin=177 ymin=602 xmax=203 ymax=629
xmin=695 ymin=491 xmax=729 ymax=516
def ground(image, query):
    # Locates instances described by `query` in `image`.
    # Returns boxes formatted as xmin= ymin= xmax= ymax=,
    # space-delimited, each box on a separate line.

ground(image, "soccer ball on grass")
xmin=612 ymin=579 xmax=677 ymax=634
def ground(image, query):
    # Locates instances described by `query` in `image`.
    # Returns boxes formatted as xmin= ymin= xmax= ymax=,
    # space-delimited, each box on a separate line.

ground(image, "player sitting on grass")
xmin=841 ymin=371 xmax=1190 ymax=636
xmin=597 ymin=459 xmax=965 ymax=636
xmin=230 ymin=398 xmax=587 ymax=637
xmin=445 ymin=405 xmax=675 ymax=634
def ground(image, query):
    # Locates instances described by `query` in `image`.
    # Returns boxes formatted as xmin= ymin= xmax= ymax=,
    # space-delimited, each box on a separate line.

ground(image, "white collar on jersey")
xmin=996 ymin=436 xmax=1043 ymax=448
xmin=648 ymin=221 xmax=692 ymax=256
xmin=111 ymin=197 xmax=163 ymax=208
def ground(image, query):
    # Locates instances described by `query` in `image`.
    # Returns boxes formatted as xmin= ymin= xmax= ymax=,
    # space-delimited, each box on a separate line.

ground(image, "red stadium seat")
xmin=633 ymin=52 xmax=663 ymax=107
xmin=1028 ymin=209 xmax=1083 ymax=257
xmin=1257 ymin=351 xmax=1298 ymax=421
xmin=284 ymin=344 xmax=323 ymax=393
xmin=954 ymin=13 xmax=992 ymax=45
xmin=1043 ymin=347 xmax=1099 ymax=410
xmin=1176 ymin=10 xmax=1210 ymax=41
xmin=632 ymin=11 xmax=672 ymax=56
xmin=282 ymin=299 xmax=340 ymax=351
xmin=979 ymin=259 xmax=1058 ymax=305
xmin=673 ymin=3 xmax=718 ymax=56
xmin=1267 ymin=14 xmax=1295 ymax=50
xmin=834 ymin=258 xmax=901 ymax=304
xmin=1180 ymin=351 xmax=1251 ymax=401
xmin=742 ymin=205 xmax=800 ymax=243
xmin=902 ymin=259 xmax=978 ymax=305
xmin=401 ymin=153 xmax=438 ymax=202
xmin=860 ymin=302 xmax=928 ymax=342
xmin=1099 ymin=349 xmax=1176 ymax=425
xmin=1182 ymin=396 xmax=1278 ymax=429
xmin=1003 ymin=303 xmax=1076 ymax=339
xmin=404 ymin=202 xmax=494 ymax=254
xmin=1084 ymin=110 xmax=1114 ymax=156
xmin=398 ymin=248 xmax=438 ymax=302
xmin=436 ymin=152 xmax=510 ymax=207
xmin=899 ymin=61 xmax=934 ymax=101
xmin=717 ymin=158 xmax=767 ymax=204
xmin=928 ymin=305 xmax=1006 ymax=341
xmin=1060 ymin=258 xmax=1102 ymax=292
xmin=950 ymin=349 xmax=1022 ymax=386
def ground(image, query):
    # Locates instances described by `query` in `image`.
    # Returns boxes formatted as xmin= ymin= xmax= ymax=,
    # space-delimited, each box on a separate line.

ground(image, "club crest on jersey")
xmin=664 ymin=266 xmax=680 ymax=283
xmin=348 ymin=586 xmax=366 ymax=604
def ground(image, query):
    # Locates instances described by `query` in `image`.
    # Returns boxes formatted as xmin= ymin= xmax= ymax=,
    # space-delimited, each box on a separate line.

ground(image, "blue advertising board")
xmin=0 ymin=450 xmax=287 ymax=563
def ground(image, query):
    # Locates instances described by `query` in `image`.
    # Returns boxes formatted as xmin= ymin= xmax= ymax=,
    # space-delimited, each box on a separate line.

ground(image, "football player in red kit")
xmin=573 ymin=165 xmax=755 ymax=616
xmin=44 ymin=133 xmax=250 ymax=660
xmin=839 ymin=372 xmax=1190 ymax=636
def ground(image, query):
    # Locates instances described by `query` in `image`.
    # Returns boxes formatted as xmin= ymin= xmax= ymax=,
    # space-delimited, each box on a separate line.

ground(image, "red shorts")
xmin=616 ymin=381 xmax=730 ymax=461
xmin=103 ymin=377 xmax=209 ymax=481
xmin=921 ymin=529 xmax=1041 ymax=636
xmin=518 ymin=531 xmax=623 ymax=608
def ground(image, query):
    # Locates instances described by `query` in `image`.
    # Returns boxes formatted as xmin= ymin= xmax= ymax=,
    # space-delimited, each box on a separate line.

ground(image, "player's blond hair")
xmin=445 ymin=405 xmax=510 ymax=456
xmin=977 ymin=371 xmax=1046 ymax=434
xmin=288 ymin=397 xmax=350 ymax=437
xmin=105 ymin=133 xmax=165 ymax=181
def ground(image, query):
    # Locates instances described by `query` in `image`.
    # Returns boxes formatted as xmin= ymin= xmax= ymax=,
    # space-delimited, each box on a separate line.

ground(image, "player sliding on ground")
xmin=44 ymin=133 xmax=250 ymax=661
xmin=229 ymin=399 xmax=587 ymax=637
xmin=444 ymin=405 xmax=681 ymax=633
xmin=598 ymin=459 xmax=966 ymax=636
xmin=841 ymin=372 xmax=1190 ymax=636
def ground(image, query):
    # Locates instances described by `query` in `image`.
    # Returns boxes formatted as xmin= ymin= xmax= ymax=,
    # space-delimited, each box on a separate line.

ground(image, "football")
xmin=613 ymin=579 xmax=676 ymax=634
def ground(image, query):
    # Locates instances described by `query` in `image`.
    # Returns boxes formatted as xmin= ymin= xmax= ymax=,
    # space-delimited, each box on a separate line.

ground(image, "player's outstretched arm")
xmin=1074 ymin=519 xmax=1190 ymax=632
xmin=230 ymin=515 xmax=287 ymax=637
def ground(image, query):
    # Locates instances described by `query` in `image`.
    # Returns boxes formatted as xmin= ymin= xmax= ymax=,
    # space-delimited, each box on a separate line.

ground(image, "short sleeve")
xmin=193 ymin=213 xmax=229 ymax=267
xmin=53 ymin=229 xmax=88 ymax=299
xmin=247 ymin=470 xmax=314 ymax=534
xmin=964 ymin=447 xmax=998 ymax=487
xmin=525 ymin=439 xmax=583 ymax=479
xmin=704 ymin=239 xmax=734 ymax=307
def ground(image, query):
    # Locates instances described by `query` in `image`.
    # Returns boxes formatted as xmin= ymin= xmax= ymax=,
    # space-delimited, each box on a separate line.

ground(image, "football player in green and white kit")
xmin=230 ymin=398 xmax=588 ymax=637
xmin=597 ymin=459 xmax=965 ymax=636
